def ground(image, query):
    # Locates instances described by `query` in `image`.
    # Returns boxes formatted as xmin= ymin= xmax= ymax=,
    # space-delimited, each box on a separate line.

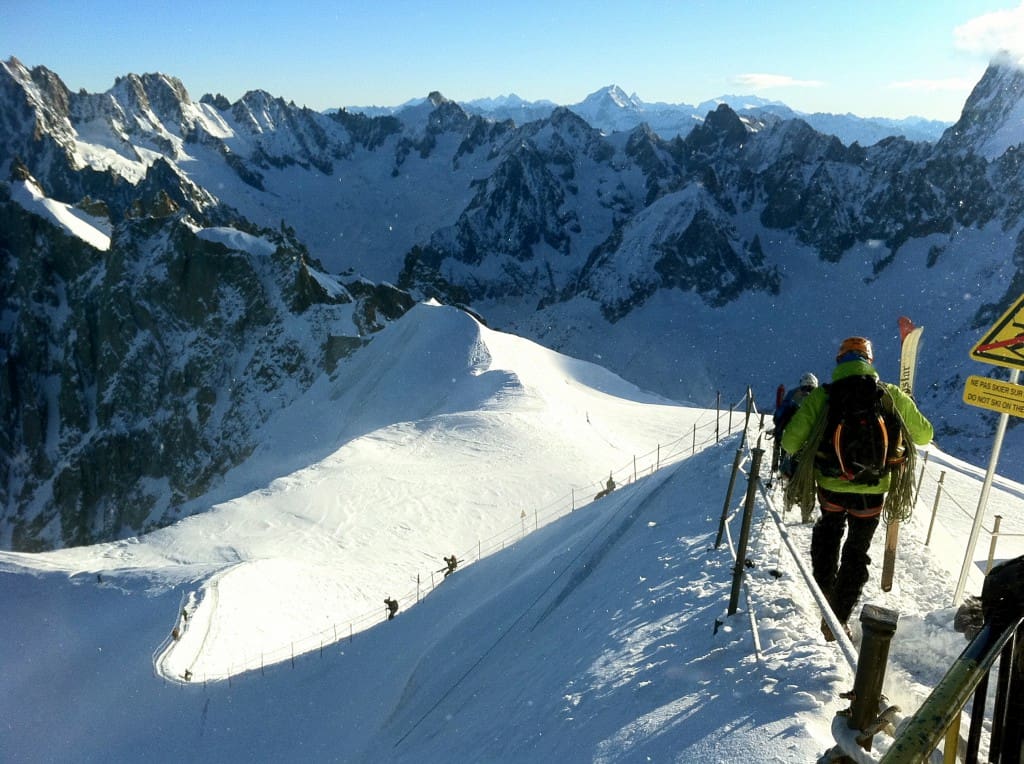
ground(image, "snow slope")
xmin=10 ymin=177 xmax=111 ymax=250
xmin=1 ymin=303 xmax=1022 ymax=763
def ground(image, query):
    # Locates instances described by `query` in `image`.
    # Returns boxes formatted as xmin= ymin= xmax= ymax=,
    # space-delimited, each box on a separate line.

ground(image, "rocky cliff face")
xmin=0 ymin=172 xmax=407 ymax=552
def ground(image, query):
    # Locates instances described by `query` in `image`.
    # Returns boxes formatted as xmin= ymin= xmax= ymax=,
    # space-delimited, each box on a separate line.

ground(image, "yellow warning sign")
xmin=962 ymin=375 xmax=1024 ymax=418
xmin=970 ymin=292 xmax=1024 ymax=369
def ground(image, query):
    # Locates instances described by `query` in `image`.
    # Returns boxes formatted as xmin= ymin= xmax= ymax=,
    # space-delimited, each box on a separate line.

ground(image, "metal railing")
xmin=880 ymin=555 xmax=1024 ymax=763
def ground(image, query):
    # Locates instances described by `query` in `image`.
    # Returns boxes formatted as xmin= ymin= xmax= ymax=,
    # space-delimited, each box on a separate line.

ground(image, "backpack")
xmin=814 ymin=375 xmax=905 ymax=485
xmin=773 ymin=387 xmax=810 ymax=434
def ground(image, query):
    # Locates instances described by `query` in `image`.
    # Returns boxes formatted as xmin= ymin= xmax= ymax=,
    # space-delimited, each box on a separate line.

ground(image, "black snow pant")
xmin=810 ymin=488 xmax=883 ymax=625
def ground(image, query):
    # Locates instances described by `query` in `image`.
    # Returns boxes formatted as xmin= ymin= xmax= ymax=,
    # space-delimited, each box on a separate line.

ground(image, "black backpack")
xmin=815 ymin=375 xmax=905 ymax=485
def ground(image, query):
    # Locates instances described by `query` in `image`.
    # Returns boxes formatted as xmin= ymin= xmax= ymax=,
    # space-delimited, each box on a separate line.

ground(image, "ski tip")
xmin=898 ymin=316 xmax=916 ymax=342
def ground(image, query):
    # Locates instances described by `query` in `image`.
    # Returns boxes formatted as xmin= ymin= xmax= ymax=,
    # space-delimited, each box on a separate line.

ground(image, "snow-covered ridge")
xmin=386 ymin=83 xmax=951 ymax=145
xmin=0 ymin=302 xmax=707 ymax=682
xmin=194 ymin=225 xmax=276 ymax=256
xmin=10 ymin=177 xmax=111 ymax=250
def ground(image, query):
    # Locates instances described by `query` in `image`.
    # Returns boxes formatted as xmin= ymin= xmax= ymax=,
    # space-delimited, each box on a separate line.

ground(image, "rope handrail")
xmin=917 ymin=453 xmax=1022 ymax=538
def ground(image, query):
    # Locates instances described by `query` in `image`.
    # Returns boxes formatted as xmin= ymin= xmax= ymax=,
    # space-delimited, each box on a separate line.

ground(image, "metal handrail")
xmin=880 ymin=555 xmax=1024 ymax=763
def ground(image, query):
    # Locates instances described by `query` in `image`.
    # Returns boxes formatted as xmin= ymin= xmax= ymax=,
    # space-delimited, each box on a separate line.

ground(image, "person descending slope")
xmin=782 ymin=337 xmax=933 ymax=641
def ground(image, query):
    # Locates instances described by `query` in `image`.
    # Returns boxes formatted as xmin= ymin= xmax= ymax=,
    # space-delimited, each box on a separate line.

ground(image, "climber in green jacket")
xmin=782 ymin=336 xmax=933 ymax=639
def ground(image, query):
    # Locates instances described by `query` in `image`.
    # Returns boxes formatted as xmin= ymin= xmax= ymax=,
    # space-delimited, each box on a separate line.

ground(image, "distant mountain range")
xmin=1 ymin=53 xmax=1023 ymax=550
xmin=350 ymin=84 xmax=951 ymax=146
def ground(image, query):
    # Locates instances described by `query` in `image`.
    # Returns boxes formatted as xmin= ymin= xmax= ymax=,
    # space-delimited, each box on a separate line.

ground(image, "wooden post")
xmin=849 ymin=605 xmax=900 ymax=749
xmin=925 ymin=471 xmax=946 ymax=546
xmin=913 ymin=450 xmax=930 ymax=506
xmin=986 ymin=515 xmax=1003 ymax=573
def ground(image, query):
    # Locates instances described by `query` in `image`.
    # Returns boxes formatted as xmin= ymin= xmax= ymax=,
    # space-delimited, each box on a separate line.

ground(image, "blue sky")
xmin=4 ymin=1 xmax=1024 ymax=120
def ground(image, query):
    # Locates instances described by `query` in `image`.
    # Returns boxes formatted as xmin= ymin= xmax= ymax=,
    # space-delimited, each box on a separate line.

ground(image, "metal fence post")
xmin=925 ymin=471 xmax=946 ymax=547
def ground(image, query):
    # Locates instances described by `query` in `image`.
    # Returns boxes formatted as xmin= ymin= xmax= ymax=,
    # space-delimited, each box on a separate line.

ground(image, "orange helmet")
xmin=836 ymin=336 xmax=873 ymax=362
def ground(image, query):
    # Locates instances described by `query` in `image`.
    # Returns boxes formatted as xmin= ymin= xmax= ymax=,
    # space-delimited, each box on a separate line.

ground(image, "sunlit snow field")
xmin=2 ymin=303 xmax=1022 ymax=763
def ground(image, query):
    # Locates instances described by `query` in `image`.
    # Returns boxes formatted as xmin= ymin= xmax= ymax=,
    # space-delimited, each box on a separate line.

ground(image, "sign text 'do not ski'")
xmin=962 ymin=374 xmax=1024 ymax=419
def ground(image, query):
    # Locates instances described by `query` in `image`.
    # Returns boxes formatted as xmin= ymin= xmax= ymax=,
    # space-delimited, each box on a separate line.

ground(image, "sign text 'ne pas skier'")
xmin=962 ymin=375 xmax=1024 ymax=419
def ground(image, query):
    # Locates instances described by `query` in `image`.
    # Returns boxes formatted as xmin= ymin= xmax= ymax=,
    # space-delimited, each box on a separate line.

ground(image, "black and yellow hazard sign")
xmin=969 ymin=292 xmax=1024 ymax=369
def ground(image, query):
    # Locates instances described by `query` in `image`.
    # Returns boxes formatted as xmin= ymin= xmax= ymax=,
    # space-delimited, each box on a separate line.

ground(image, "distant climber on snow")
xmin=594 ymin=474 xmax=616 ymax=500
xmin=443 ymin=555 xmax=458 ymax=578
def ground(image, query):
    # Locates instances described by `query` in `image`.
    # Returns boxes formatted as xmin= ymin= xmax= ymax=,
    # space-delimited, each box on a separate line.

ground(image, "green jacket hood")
xmin=831 ymin=359 xmax=878 ymax=381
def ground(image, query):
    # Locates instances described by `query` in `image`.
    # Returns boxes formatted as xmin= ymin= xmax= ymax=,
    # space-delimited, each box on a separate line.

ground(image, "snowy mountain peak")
xmin=581 ymin=84 xmax=640 ymax=110
xmin=467 ymin=92 xmax=538 ymax=109
xmin=427 ymin=90 xmax=450 ymax=107
xmin=695 ymin=93 xmax=788 ymax=116
xmin=570 ymin=85 xmax=651 ymax=134
xmin=939 ymin=56 xmax=1024 ymax=159
xmin=1 ymin=56 xmax=75 ymax=144
xmin=112 ymin=71 xmax=193 ymax=110
xmin=108 ymin=70 xmax=196 ymax=140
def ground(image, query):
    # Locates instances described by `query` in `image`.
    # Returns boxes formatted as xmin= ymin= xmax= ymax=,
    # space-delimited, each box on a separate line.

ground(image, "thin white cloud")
xmin=731 ymin=73 xmax=824 ymax=90
xmin=954 ymin=2 xmax=1024 ymax=63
